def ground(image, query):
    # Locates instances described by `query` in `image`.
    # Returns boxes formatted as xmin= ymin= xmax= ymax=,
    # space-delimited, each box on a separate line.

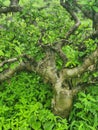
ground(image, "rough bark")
xmin=10 ymin=0 xmax=19 ymax=6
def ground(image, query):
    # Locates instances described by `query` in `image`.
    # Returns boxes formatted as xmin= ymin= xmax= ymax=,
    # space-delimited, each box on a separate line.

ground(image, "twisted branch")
xmin=0 ymin=62 xmax=26 ymax=82
xmin=61 ymin=47 xmax=98 ymax=79
xmin=60 ymin=0 xmax=81 ymax=44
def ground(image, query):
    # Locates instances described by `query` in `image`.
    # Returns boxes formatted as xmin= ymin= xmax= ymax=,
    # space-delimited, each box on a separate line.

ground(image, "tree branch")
xmin=0 ymin=0 xmax=50 ymax=14
xmin=73 ymin=0 xmax=93 ymax=19
xmin=0 ymin=58 xmax=18 ymax=67
xmin=10 ymin=0 xmax=19 ymax=6
xmin=0 ymin=6 xmax=22 ymax=14
xmin=82 ymin=30 xmax=98 ymax=42
xmin=60 ymin=0 xmax=81 ymax=41
xmin=0 ymin=52 xmax=58 ymax=85
xmin=77 ymin=30 xmax=98 ymax=51
xmin=0 ymin=0 xmax=21 ymax=14
xmin=0 ymin=54 xmax=25 ymax=67
xmin=61 ymin=47 xmax=98 ymax=78
xmin=37 ymin=40 xmax=68 ymax=63
xmin=49 ymin=0 xmax=81 ymax=57
xmin=46 ymin=0 xmax=81 ymax=64
xmin=0 ymin=54 xmax=37 ymax=82
xmin=0 ymin=62 xmax=26 ymax=82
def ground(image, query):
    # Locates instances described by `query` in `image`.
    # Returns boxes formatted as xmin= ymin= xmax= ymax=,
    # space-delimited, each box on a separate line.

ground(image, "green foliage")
xmin=0 ymin=72 xmax=68 ymax=130
xmin=0 ymin=0 xmax=95 ymax=67
xmin=69 ymin=85 xmax=98 ymax=130
xmin=63 ymin=45 xmax=80 ymax=67
xmin=0 ymin=0 xmax=9 ymax=6
xmin=1 ymin=73 xmax=97 ymax=129
xmin=85 ymin=39 xmax=97 ymax=53
xmin=0 ymin=0 xmax=71 ymax=60
xmin=78 ymin=0 xmax=98 ymax=12
xmin=0 ymin=0 xmax=98 ymax=129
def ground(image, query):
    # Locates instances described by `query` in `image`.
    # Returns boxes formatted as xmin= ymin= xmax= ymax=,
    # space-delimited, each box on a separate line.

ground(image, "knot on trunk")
xmin=52 ymin=89 xmax=74 ymax=118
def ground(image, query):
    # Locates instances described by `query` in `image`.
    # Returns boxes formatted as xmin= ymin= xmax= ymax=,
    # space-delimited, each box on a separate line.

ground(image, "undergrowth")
xmin=0 ymin=72 xmax=68 ymax=130
xmin=0 ymin=72 xmax=98 ymax=130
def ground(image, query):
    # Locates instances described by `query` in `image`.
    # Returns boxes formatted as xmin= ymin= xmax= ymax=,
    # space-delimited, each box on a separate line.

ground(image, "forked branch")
xmin=61 ymin=47 xmax=98 ymax=79
xmin=60 ymin=0 xmax=81 ymax=42
xmin=0 ymin=51 xmax=58 ymax=84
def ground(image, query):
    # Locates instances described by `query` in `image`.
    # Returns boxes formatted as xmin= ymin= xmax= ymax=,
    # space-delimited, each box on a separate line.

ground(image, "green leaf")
xmin=74 ymin=103 xmax=83 ymax=109
xmin=78 ymin=123 xmax=84 ymax=130
xmin=15 ymin=46 xmax=21 ymax=55
xmin=0 ymin=68 xmax=3 ymax=72
xmin=79 ymin=0 xmax=89 ymax=5
xmin=0 ymin=50 xmax=4 ymax=56
xmin=93 ymin=6 xmax=98 ymax=12
xmin=31 ymin=121 xmax=41 ymax=130
xmin=43 ymin=121 xmax=54 ymax=130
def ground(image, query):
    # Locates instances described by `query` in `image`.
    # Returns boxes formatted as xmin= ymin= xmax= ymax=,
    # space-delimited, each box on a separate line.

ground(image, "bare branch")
xmin=48 ymin=0 xmax=81 ymax=63
xmin=0 ymin=6 xmax=22 ymax=14
xmin=0 ymin=54 xmax=38 ymax=82
xmin=50 ymin=0 xmax=81 ymax=55
xmin=55 ymin=48 xmax=67 ymax=62
xmin=37 ymin=40 xmax=67 ymax=63
xmin=0 ymin=62 xmax=25 ymax=82
xmin=52 ymin=46 xmax=67 ymax=63
xmin=0 ymin=54 xmax=27 ymax=68
xmin=0 ymin=58 xmax=18 ymax=67
xmin=60 ymin=0 xmax=81 ymax=41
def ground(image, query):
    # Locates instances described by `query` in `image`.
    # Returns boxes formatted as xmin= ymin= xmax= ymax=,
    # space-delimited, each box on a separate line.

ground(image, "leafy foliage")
xmin=0 ymin=72 xmax=68 ymax=130
xmin=0 ymin=0 xmax=98 ymax=129
xmin=69 ymin=85 xmax=98 ymax=130
xmin=0 ymin=73 xmax=98 ymax=129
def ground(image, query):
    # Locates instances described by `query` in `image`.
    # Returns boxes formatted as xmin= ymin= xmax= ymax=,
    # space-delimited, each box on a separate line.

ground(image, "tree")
xmin=0 ymin=0 xmax=98 ymax=118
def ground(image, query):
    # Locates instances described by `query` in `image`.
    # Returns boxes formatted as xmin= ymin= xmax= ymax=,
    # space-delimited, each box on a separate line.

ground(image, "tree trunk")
xmin=51 ymin=79 xmax=74 ymax=118
xmin=52 ymin=90 xmax=73 ymax=118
